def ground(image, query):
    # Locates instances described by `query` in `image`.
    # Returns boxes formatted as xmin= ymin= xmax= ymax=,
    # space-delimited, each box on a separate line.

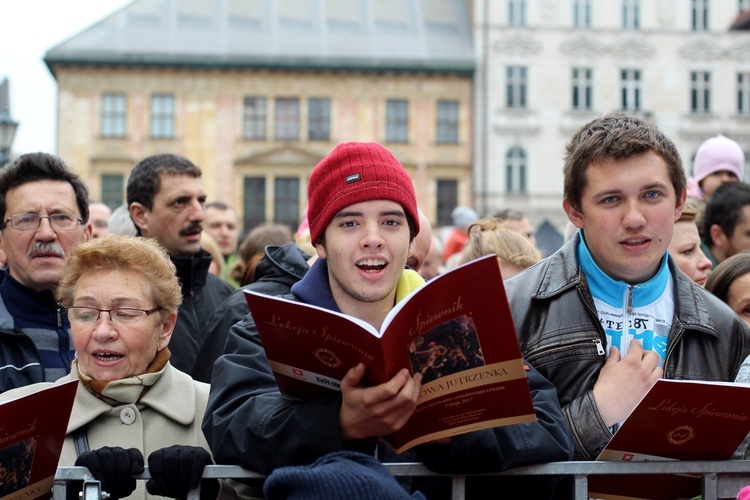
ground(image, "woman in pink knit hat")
xmin=687 ymin=134 xmax=745 ymax=210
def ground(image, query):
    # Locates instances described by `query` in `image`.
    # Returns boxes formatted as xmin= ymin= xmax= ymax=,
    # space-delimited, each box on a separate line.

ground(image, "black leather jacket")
xmin=504 ymin=234 xmax=750 ymax=460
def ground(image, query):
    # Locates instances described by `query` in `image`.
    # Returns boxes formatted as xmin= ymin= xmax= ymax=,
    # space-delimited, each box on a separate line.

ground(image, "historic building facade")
xmin=46 ymin=0 xmax=474 ymax=234
xmin=473 ymin=0 xmax=750 ymax=233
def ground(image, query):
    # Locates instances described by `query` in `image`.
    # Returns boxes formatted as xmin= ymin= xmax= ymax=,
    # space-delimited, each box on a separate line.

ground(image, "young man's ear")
xmin=562 ymin=199 xmax=584 ymax=229
xmin=674 ymin=188 xmax=687 ymax=222
xmin=315 ymin=241 xmax=327 ymax=260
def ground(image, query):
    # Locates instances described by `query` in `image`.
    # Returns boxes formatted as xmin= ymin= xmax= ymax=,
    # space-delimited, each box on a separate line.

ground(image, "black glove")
xmin=146 ymin=445 xmax=218 ymax=500
xmin=74 ymin=447 xmax=144 ymax=500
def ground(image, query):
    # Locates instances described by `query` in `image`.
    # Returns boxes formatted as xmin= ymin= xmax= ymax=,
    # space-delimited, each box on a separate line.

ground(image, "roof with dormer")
xmin=44 ymin=0 xmax=475 ymax=74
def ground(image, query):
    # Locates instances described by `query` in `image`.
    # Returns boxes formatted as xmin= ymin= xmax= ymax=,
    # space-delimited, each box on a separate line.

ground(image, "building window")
xmin=243 ymin=97 xmax=266 ymax=140
xmin=436 ymin=180 xmax=458 ymax=227
xmin=738 ymin=72 xmax=750 ymax=116
xmin=691 ymin=71 xmax=711 ymax=114
xmin=243 ymin=176 xmax=266 ymax=234
xmin=505 ymin=147 xmax=527 ymax=194
xmin=275 ymin=97 xmax=300 ymax=140
xmin=621 ymin=69 xmax=641 ymax=112
xmin=150 ymin=94 xmax=174 ymax=139
xmin=101 ymin=174 xmax=124 ymax=209
xmin=508 ymin=0 xmax=526 ymax=26
xmin=692 ymin=0 xmax=708 ymax=31
xmin=308 ymin=98 xmax=330 ymax=141
xmin=386 ymin=99 xmax=409 ymax=143
xmin=572 ymin=68 xmax=592 ymax=111
xmin=274 ymin=177 xmax=300 ymax=232
xmin=436 ymin=100 xmax=459 ymax=144
xmin=101 ymin=93 xmax=126 ymax=138
xmin=573 ymin=0 xmax=591 ymax=28
xmin=506 ymin=66 xmax=527 ymax=109
xmin=622 ymin=0 xmax=640 ymax=29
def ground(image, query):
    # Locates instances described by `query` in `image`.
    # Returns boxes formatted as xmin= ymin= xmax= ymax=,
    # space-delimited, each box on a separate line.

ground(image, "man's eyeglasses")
xmin=63 ymin=306 xmax=161 ymax=326
xmin=4 ymin=214 xmax=82 ymax=231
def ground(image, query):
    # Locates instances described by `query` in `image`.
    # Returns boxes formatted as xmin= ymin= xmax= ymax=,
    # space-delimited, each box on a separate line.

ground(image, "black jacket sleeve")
xmin=201 ymin=312 xmax=376 ymax=475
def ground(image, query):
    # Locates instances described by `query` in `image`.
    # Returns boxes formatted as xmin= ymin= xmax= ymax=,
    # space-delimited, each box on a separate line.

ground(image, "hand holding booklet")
xmin=245 ymin=254 xmax=536 ymax=453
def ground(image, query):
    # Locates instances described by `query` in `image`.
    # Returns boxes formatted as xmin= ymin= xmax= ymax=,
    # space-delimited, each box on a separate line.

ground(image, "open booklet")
xmin=245 ymin=254 xmax=536 ymax=453
xmin=589 ymin=378 xmax=750 ymax=499
xmin=0 ymin=380 xmax=77 ymax=500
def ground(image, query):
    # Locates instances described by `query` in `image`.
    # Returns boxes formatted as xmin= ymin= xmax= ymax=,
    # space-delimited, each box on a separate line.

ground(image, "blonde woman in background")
xmin=668 ymin=203 xmax=712 ymax=287
xmin=201 ymin=232 xmax=226 ymax=278
xmin=458 ymin=217 xmax=542 ymax=279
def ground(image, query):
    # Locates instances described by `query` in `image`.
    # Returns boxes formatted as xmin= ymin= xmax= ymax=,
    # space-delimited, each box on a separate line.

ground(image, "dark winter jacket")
xmin=191 ymin=243 xmax=311 ymax=383
xmin=203 ymin=258 xmax=573 ymax=497
xmin=0 ymin=270 xmax=69 ymax=392
xmin=169 ymin=249 xmax=234 ymax=377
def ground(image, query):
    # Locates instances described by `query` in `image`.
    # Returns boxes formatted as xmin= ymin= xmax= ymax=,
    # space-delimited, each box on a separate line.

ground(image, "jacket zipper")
xmin=578 ymin=285 xmax=607 ymax=357
xmin=526 ymin=337 xmax=605 ymax=363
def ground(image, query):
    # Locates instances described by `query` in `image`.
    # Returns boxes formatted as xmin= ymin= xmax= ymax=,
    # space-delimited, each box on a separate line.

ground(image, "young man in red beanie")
xmin=203 ymin=142 xmax=572 ymax=497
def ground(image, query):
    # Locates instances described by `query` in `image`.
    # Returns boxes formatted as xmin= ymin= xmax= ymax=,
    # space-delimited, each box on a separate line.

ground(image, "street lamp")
xmin=0 ymin=106 xmax=18 ymax=167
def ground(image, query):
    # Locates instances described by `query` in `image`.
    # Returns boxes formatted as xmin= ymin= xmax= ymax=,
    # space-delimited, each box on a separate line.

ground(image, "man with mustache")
xmin=0 ymin=152 xmax=93 ymax=391
xmin=127 ymin=153 xmax=234 ymax=377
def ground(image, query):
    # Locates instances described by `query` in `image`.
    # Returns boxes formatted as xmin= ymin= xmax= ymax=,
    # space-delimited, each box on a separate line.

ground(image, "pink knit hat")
xmin=692 ymin=134 xmax=745 ymax=185
xmin=307 ymin=142 xmax=419 ymax=245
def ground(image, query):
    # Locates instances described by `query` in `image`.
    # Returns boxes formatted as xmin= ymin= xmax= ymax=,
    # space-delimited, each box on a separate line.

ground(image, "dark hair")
xmin=126 ymin=154 xmax=201 ymax=210
xmin=231 ymin=223 xmax=294 ymax=285
xmin=563 ymin=113 xmax=685 ymax=212
xmin=701 ymin=182 xmax=750 ymax=245
xmin=705 ymin=251 xmax=750 ymax=304
xmin=0 ymin=152 xmax=90 ymax=224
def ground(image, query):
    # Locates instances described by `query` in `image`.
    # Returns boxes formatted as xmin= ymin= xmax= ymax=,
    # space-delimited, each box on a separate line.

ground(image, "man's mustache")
xmin=179 ymin=223 xmax=203 ymax=237
xmin=28 ymin=241 xmax=64 ymax=258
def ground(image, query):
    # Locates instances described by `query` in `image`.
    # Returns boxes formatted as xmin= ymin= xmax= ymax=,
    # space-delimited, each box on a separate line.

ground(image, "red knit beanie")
xmin=307 ymin=142 xmax=420 ymax=245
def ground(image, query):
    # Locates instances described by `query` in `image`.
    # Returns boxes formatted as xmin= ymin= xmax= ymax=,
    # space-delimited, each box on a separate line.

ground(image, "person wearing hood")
xmin=686 ymin=133 xmax=745 ymax=211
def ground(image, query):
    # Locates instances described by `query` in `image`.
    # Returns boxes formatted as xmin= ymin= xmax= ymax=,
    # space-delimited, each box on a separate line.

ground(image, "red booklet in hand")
xmin=245 ymin=254 xmax=536 ymax=453
xmin=590 ymin=379 xmax=750 ymax=499
xmin=0 ymin=380 xmax=77 ymax=500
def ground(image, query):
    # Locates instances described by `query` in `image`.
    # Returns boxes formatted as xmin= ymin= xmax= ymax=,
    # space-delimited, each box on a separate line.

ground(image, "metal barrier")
xmin=53 ymin=460 xmax=750 ymax=499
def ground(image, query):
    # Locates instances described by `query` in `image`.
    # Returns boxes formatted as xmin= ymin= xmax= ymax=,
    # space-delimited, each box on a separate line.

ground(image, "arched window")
xmin=505 ymin=147 xmax=527 ymax=193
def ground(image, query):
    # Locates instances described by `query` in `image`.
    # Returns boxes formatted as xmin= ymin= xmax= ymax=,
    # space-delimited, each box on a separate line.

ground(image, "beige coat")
xmin=2 ymin=363 xmax=245 ymax=499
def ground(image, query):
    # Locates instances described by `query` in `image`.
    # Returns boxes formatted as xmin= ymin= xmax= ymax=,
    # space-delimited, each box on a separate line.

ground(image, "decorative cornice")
xmin=678 ymin=37 xmax=724 ymax=60
xmin=559 ymin=34 xmax=607 ymax=58
xmin=493 ymin=35 xmax=543 ymax=57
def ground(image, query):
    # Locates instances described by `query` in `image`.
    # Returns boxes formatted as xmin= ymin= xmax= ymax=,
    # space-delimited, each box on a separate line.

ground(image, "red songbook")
xmin=0 ymin=380 xmax=77 ymax=500
xmin=245 ymin=254 xmax=536 ymax=453
xmin=590 ymin=379 xmax=750 ymax=499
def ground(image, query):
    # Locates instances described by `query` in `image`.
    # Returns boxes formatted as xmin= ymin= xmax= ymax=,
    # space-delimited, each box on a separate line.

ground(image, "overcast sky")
xmin=1 ymin=0 xmax=132 ymax=156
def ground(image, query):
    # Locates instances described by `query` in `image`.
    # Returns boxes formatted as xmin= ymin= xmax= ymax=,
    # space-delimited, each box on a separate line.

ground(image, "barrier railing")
xmin=53 ymin=460 xmax=750 ymax=500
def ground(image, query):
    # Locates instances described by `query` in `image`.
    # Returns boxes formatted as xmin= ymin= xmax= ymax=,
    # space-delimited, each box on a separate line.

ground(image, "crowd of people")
xmin=0 ymin=112 xmax=749 ymax=499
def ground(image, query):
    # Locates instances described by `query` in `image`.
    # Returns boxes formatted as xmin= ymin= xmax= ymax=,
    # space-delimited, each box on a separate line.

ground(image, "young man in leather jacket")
xmin=505 ymin=113 xmax=750 ymax=462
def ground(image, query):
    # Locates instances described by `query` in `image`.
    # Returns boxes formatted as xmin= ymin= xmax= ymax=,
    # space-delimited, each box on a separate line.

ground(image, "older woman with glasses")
xmin=0 ymin=235 xmax=242 ymax=500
